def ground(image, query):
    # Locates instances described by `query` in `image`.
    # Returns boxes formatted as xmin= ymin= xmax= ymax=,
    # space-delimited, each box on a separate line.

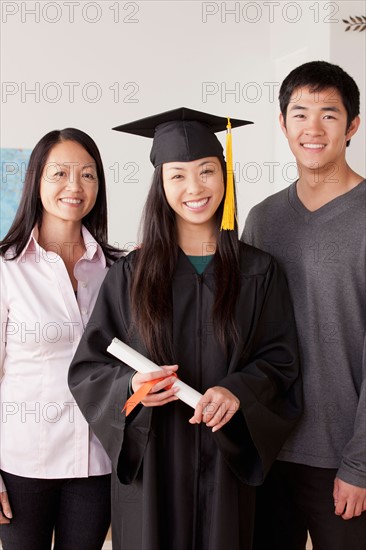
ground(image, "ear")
xmin=279 ymin=113 xmax=288 ymax=138
xmin=346 ymin=115 xmax=360 ymax=141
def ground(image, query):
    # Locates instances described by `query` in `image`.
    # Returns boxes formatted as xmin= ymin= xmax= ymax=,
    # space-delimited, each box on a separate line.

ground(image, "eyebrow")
xmin=166 ymin=161 xmax=217 ymax=171
xmin=198 ymin=160 xmax=217 ymax=167
xmin=51 ymin=162 xmax=97 ymax=169
xmin=289 ymin=105 xmax=341 ymax=113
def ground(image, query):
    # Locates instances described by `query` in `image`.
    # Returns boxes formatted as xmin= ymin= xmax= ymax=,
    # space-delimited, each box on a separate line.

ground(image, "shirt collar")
xmin=16 ymin=227 xmax=40 ymax=263
xmin=16 ymin=226 xmax=106 ymax=268
xmin=80 ymin=225 xmax=106 ymax=267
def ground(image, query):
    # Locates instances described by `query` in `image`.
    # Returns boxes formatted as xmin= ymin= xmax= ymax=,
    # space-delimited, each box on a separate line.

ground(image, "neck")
xmin=38 ymin=217 xmax=85 ymax=264
xmin=177 ymin=221 xmax=217 ymax=256
xmin=296 ymin=161 xmax=363 ymax=211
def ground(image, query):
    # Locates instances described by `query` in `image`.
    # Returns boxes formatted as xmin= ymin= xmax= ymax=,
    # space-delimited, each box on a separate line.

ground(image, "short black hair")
xmin=279 ymin=61 xmax=360 ymax=146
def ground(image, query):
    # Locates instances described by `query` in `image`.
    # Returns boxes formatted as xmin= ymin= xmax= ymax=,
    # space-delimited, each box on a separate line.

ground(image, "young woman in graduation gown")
xmin=68 ymin=108 xmax=303 ymax=550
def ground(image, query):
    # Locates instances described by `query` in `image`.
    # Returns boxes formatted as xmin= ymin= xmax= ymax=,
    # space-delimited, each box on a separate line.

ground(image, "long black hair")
xmin=0 ymin=128 xmax=120 ymax=263
xmin=130 ymin=159 xmax=240 ymax=364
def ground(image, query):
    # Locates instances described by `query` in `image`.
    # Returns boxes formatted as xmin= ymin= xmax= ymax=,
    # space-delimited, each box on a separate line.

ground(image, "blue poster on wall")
xmin=1 ymin=149 xmax=31 ymax=239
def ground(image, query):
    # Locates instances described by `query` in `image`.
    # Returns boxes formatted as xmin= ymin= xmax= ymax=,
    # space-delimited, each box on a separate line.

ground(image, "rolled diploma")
xmin=107 ymin=338 xmax=202 ymax=410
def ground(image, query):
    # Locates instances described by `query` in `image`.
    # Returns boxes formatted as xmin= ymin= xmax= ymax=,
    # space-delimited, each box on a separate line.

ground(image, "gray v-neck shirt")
xmin=242 ymin=180 xmax=366 ymax=488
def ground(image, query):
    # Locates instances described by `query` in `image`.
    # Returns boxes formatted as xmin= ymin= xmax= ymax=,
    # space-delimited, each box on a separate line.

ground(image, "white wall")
xmin=1 ymin=1 xmax=365 ymax=244
xmin=329 ymin=0 xmax=366 ymax=175
xmin=269 ymin=0 xmax=365 ymax=195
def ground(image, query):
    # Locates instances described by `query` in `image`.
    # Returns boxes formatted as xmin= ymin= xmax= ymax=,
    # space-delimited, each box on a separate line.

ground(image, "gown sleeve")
xmin=215 ymin=257 xmax=303 ymax=485
xmin=68 ymin=257 xmax=152 ymax=483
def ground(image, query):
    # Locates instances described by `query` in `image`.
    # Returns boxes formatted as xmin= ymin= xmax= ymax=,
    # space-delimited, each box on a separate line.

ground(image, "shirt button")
xmin=80 ymin=282 xmax=87 ymax=288
xmin=81 ymin=308 xmax=88 ymax=315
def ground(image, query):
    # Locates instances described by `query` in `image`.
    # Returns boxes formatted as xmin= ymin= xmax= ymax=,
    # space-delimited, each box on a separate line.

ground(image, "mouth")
xmin=59 ymin=198 xmax=82 ymax=205
xmin=301 ymin=143 xmax=326 ymax=150
xmin=184 ymin=198 xmax=210 ymax=210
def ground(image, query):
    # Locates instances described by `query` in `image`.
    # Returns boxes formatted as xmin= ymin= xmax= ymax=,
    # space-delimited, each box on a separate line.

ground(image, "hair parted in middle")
xmin=130 ymin=158 xmax=241 ymax=364
xmin=0 ymin=127 xmax=121 ymax=263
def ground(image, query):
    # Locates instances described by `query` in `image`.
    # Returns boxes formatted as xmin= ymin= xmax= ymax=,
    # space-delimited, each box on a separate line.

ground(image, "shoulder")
xmin=0 ymin=247 xmax=16 ymax=265
xmin=238 ymin=240 xmax=274 ymax=276
xmin=247 ymin=185 xmax=291 ymax=223
xmin=104 ymin=249 xmax=137 ymax=277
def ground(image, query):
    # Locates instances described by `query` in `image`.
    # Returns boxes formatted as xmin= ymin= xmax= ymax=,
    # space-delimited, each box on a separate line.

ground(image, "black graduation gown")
xmin=69 ymin=242 xmax=302 ymax=550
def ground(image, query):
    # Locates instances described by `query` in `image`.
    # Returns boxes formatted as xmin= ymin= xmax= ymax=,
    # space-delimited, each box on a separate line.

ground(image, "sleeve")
xmin=337 ymin=333 xmax=366 ymax=488
xmin=240 ymin=207 xmax=257 ymax=247
xmin=0 ymin=271 xmax=8 ymax=493
xmin=68 ymin=258 xmax=152 ymax=484
xmin=215 ymin=258 xmax=303 ymax=485
xmin=1 ymin=271 xmax=8 ymax=381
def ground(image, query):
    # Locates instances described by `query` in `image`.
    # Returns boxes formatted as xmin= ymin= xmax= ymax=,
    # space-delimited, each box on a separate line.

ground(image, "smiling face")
xmin=162 ymin=156 xmax=225 ymax=236
xmin=39 ymin=140 xmax=99 ymax=227
xmin=280 ymin=86 xmax=360 ymax=175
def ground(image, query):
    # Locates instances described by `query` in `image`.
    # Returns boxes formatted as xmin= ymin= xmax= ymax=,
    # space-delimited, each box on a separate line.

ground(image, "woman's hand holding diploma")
xmin=131 ymin=365 xmax=180 ymax=407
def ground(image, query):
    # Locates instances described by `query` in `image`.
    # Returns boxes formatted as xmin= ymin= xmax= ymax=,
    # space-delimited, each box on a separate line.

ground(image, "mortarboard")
xmin=113 ymin=107 xmax=253 ymax=230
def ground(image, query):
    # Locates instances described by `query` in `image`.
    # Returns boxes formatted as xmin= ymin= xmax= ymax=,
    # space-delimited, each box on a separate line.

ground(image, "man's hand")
xmin=333 ymin=477 xmax=366 ymax=519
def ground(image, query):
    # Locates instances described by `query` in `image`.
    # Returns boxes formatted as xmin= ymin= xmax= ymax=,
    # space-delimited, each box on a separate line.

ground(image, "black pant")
xmin=253 ymin=461 xmax=366 ymax=550
xmin=0 ymin=471 xmax=111 ymax=550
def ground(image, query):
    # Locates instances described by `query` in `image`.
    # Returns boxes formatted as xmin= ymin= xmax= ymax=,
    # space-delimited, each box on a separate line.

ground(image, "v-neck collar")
xmin=176 ymin=247 xmax=216 ymax=276
xmin=288 ymin=179 xmax=366 ymax=224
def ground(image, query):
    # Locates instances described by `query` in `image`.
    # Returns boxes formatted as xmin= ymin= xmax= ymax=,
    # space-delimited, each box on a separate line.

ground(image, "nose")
xmin=186 ymin=173 xmax=204 ymax=195
xmin=304 ymin=117 xmax=324 ymax=136
xmin=65 ymin=167 xmax=83 ymax=191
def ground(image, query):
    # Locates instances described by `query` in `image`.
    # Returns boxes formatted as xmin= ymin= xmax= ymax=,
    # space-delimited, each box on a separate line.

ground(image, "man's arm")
xmin=334 ymin=333 xmax=366 ymax=519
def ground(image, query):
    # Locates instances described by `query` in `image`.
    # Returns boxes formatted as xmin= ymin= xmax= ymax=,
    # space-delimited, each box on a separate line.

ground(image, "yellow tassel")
xmin=220 ymin=117 xmax=236 ymax=231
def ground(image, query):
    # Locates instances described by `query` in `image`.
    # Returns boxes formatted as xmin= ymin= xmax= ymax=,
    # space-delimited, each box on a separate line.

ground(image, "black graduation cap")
xmin=112 ymin=107 xmax=253 ymax=167
xmin=113 ymin=107 xmax=253 ymax=230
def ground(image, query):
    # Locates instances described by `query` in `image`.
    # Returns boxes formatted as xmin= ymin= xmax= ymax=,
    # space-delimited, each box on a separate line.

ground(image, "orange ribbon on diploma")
xmin=107 ymin=338 xmax=202 ymax=415
xmin=122 ymin=373 xmax=177 ymax=416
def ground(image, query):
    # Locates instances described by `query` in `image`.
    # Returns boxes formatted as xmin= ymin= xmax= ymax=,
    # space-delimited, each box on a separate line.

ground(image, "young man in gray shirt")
xmin=242 ymin=61 xmax=365 ymax=550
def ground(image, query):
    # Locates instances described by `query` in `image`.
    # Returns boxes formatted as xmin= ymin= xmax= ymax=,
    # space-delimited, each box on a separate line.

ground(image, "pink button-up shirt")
xmin=0 ymin=226 xmax=112 ymax=492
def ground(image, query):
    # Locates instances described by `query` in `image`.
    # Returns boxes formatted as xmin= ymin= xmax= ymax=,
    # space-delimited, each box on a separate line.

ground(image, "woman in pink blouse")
xmin=0 ymin=128 xmax=120 ymax=550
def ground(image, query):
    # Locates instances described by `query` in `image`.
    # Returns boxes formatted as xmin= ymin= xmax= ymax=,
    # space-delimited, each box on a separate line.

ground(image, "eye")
xmin=201 ymin=168 xmax=214 ymax=176
xmin=293 ymin=114 xmax=305 ymax=119
xmin=82 ymin=172 xmax=97 ymax=180
xmin=323 ymin=115 xmax=336 ymax=120
xmin=171 ymin=174 xmax=183 ymax=180
xmin=54 ymin=170 xmax=66 ymax=177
